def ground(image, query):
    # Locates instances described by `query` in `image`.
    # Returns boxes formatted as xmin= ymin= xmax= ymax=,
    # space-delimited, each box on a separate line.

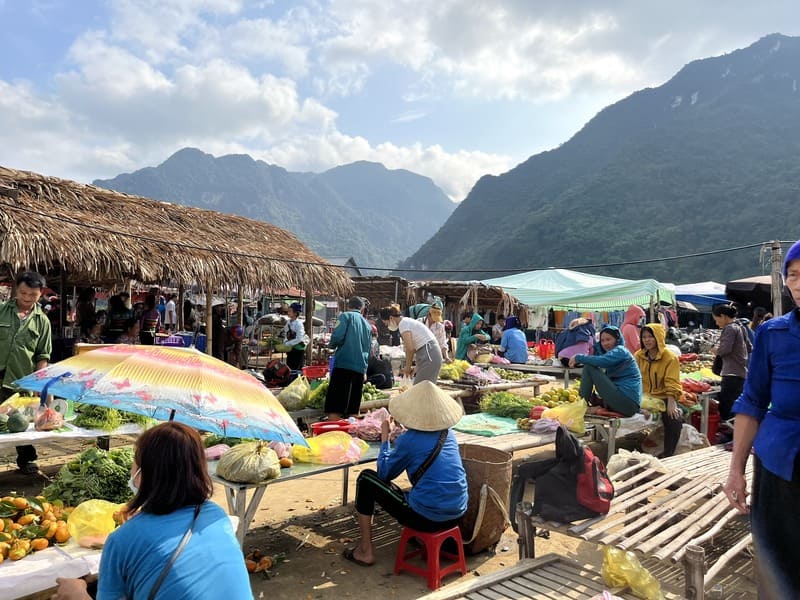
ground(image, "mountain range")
xmin=398 ymin=33 xmax=800 ymax=284
xmin=94 ymin=149 xmax=455 ymax=271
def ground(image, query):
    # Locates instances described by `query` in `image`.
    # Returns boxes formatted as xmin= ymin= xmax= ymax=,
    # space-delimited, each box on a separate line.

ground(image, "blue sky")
xmin=0 ymin=0 xmax=798 ymax=200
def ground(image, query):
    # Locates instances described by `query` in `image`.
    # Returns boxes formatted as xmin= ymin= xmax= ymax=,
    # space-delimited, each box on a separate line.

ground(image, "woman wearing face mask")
xmin=380 ymin=306 xmax=441 ymax=383
xmin=52 ymin=422 xmax=251 ymax=600
xmin=569 ymin=325 xmax=642 ymax=417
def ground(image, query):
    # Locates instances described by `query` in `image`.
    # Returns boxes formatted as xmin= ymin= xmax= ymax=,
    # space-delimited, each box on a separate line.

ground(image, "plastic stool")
xmin=394 ymin=525 xmax=467 ymax=590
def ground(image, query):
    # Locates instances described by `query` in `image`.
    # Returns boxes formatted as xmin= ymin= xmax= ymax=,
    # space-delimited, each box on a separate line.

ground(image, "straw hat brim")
xmin=389 ymin=381 xmax=464 ymax=431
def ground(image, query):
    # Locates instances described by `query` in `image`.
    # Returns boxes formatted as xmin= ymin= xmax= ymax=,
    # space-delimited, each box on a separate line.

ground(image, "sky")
xmin=0 ymin=1 xmax=798 ymax=201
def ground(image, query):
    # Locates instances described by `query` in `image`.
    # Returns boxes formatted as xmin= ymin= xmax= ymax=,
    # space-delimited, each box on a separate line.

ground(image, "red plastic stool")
xmin=393 ymin=525 xmax=467 ymax=590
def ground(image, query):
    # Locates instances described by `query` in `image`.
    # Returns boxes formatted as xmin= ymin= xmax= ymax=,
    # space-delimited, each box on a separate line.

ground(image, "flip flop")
xmin=342 ymin=547 xmax=374 ymax=567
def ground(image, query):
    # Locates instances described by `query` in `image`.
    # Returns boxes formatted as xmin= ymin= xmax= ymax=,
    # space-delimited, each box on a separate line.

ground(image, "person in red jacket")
xmin=621 ymin=305 xmax=645 ymax=354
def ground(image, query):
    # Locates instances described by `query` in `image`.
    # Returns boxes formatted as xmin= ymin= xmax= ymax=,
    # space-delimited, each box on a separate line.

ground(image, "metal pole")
xmin=771 ymin=240 xmax=783 ymax=317
xmin=305 ymin=285 xmax=315 ymax=365
xmin=205 ymin=283 xmax=213 ymax=356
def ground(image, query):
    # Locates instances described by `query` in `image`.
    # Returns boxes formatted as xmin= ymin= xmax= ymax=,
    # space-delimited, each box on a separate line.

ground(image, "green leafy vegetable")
xmin=73 ymin=404 xmax=154 ymax=430
xmin=479 ymin=392 xmax=535 ymax=419
xmin=42 ymin=446 xmax=135 ymax=505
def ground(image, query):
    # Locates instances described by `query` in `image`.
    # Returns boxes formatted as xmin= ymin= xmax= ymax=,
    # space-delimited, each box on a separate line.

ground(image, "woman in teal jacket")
xmin=455 ymin=313 xmax=490 ymax=360
xmin=569 ymin=325 xmax=642 ymax=417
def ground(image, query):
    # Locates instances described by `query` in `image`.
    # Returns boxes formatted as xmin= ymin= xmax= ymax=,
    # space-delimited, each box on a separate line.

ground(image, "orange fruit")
xmin=54 ymin=525 xmax=70 ymax=544
xmin=30 ymin=538 xmax=49 ymax=551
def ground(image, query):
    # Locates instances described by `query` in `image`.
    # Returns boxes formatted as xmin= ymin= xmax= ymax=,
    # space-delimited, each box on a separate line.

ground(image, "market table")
xmin=0 ymin=422 xmax=142 ymax=452
xmin=475 ymin=363 xmax=582 ymax=387
xmin=210 ymin=428 xmax=556 ymax=547
xmin=516 ymin=445 xmax=753 ymax=600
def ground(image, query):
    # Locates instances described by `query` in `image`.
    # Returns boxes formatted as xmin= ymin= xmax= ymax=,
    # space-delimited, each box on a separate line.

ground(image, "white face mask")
xmin=128 ymin=468 xmax=141 ymax=495
xmin=387 ymin=319 xmax=399 ymax=332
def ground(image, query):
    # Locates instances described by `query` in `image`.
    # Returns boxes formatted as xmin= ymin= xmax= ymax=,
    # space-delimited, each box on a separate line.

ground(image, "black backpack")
xmin=263 ymin=359 xmax=292 ymax=387
xmin=510 ymin=425 xmax=614 ymax=527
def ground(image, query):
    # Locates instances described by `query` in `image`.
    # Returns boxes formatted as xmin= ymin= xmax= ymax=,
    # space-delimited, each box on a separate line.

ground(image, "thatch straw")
xmin=0 ymin=165 xmax=352 ymax=295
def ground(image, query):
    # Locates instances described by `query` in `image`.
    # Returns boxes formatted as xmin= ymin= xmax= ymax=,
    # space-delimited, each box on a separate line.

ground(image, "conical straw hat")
xmin=389 ymin=380 xmax=464 ymax=431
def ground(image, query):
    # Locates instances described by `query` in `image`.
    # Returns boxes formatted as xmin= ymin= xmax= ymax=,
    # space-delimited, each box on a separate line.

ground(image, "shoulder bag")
xmin=147 ymin=503 xmax=202 ymax=600
xmin=409 ymin=430 xmax=448 ymax=486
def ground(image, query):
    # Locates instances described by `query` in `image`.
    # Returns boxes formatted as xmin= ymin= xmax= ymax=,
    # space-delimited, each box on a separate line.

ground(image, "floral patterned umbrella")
xmin=14 ymin=345 xmax=307 ymax=445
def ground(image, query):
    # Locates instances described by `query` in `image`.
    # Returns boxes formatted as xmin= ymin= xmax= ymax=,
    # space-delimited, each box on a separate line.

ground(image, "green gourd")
xmin=216 ymin=441 xmax=281 ymax=483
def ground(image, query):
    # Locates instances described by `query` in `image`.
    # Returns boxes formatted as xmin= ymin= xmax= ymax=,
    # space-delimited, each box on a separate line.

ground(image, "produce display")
xmin=73 ymin=404 xmax=152 ymax=431
xmin=529 ymin=385 xmax=581 ymax=409
xmin=305 ymin=379 xmax=388 ymax=410
xmin=34 ymin=407 xmax=64 ymax=431
xmin=492 ymin=368 xmax=534 ymax=382
xmin=0 ymin=494 xmax=71 ymax=562
xmin=479 ymin=392 xmax=535 ymax=419
xmin=216 ymin=441 xmax=281 ymax=483
xmin=42 ymin=446 xmax=135 ymax=506
xmin=679 ymin=358 xmax=715 ymax=374
xmin=5 ymin=411 xmax=29 ymax=433
xmin=438 ymin=360 xmax=471 ymax=381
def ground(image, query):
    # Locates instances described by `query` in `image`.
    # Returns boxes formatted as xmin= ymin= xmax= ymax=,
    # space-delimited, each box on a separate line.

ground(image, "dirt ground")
xmin=0 ymin=434 xmax=757 ymax=600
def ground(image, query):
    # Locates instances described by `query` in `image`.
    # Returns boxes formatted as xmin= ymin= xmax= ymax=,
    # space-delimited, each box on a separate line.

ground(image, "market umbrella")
xmin=13 ymin=345 xmax=307 ymax=446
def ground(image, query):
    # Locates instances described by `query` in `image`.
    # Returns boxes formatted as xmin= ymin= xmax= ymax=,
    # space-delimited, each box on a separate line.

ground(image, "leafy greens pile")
xmin=73 ymin=404 xmax=152 ymax=431
xmin=479 ymin=392 xmax=535 ymax=419
xmin=42 ymin=446 xmax=135 ymax=505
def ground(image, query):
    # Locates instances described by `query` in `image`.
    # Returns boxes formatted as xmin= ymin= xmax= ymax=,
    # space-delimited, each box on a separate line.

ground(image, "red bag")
xmin=576 ymin=446 xmax=614 ymax=515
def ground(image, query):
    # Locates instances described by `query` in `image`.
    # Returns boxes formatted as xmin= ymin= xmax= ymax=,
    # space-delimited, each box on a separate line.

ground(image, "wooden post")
xmin=305 ymin=285 xmax=315 ymax=365
xmin=237 ymin=285 xmax=244 ymax=326
xmin=683 ymin=545 xmax=706 ymax=600
xmin=770 ymin=240 xmax=783 ymax=317
xmin=205 ymin=284 xmax=213 ymax=356
xmin=649 ymin=296 xmax=655 ymax=324
xmin=177 ymin=284 xmax=185 ymax=331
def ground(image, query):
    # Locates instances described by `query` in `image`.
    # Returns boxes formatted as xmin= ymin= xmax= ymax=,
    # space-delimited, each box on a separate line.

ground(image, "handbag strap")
xmin=147 ymin=504 xmax=202 ymax=600
xmin=410 ymin=430 xmax=448 ymax=486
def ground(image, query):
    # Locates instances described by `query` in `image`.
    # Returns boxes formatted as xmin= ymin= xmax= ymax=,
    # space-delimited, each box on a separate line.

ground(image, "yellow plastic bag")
xmin=640 ymin=394 xmax=666 ymax=413
xmin=292 ymin=431 xmax=369 ymax=464
xmin=601 ymin=546 xmax=664 ymax=600
xmin=0 ymin=393 xmax=40 ymax=419
xmin=67 ymin=499 xmax=124 ymax=548
xmin=541 ymin=399 xmax=587 ymax=434
xmin=277 ymin=375 xmax=311 ymax=410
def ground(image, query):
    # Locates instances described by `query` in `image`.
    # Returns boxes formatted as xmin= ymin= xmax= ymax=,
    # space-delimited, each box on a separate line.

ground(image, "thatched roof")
xmin=0 ymin=166 xmax=352 ymax=295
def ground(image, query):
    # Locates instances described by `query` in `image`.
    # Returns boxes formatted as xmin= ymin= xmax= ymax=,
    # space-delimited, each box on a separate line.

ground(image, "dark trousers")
xmin=751 ymin=455 xmax=800 ymax=598
xmin=325 ymin=368 xmax=364 ymax=416
xmin=718 ymin=375 xmax=745 ymax=421
xmin=355 ymin=469 xmax=459 ymax=533
xmin=0 ymin=386 xmax=37 ymax=467
xmin=662 ymin=411 xmax=683 ymax=458
xmin=578 ymin=365 xmax=639 ymax=417
xmin=286 ymin=348 xmax=305 ymax=371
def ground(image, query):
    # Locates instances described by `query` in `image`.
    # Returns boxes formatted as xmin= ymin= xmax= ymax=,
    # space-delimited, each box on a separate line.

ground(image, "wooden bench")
xmin=421 ymin=554 xmax=680 ymax=599
xmin=516 ymin=446 xmax=754 ymax=599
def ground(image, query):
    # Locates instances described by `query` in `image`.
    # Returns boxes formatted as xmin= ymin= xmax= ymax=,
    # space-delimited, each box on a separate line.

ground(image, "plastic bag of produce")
xmin=35 ymin=406 xmax=65 ymax=431
xmin=601 ymin=546 xmax=664 ymax=600
xmin=640 ymin=394 xmax=665 ymax=413
xmin=541 ymin=399 xmax=587 ymax=434
xmin=67 ymin=499 xmax=124 ymax=548
xmin=217 ymin=441 xmax=281 ymax=483
xmin=277 ymin=375 xmax=310 ymax=410
xmin=292 ymin=431 xmax=369 ymax=464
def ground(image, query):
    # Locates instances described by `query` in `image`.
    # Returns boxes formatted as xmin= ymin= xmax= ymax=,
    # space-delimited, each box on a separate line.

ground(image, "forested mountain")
xmin=94 ymin=149 xmax=455 ymax=271
xmin=398 ymin=33 xmax=800 ymax=283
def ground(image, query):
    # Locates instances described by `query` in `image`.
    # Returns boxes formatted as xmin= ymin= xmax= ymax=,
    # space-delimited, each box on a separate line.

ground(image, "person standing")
xmin=380 ymin=305 xmax=441 ymax=384
xmin=422 ymin=300 xmax=450 ymax=363
xmin=139 ymin=294 xmax=161 ymax=345
xmin=281 ymin=302 xmax=308 ymax=371
xmin=724 ymin=239 xmax=800 ymax=599
xmin=712 ymin=303 xmax=751 ymax=421
xmin=0 ymin=271 xmax=52 ymax=474
xmin=326 ymin=297 xmax=372 ymax=420
xmin=491 ymin=315 xmax=505 ymax=343
xmin=164 ymin=294 xmax=178 ymax=332
xmin=620 ymin=305 xmax=645 ymax=353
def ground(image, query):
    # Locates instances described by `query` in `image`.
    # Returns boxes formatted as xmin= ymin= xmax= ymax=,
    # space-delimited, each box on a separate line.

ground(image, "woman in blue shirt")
xmin=724 ymin=239 xmax=800 ymax=598
xmin=343 ymin=381 xmax=468 ymax=567
xmin=569 ymin=325 xmax=642 ymax=417
xmin=499 ymin=315 xmax=529 ymax=364
xmin=53 ymin=422 xmax=251 ymax=600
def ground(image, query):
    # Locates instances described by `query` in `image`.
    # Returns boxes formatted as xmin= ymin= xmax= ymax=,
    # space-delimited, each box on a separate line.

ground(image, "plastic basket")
xmin=302 ymin=365 xmax=329 ymax=379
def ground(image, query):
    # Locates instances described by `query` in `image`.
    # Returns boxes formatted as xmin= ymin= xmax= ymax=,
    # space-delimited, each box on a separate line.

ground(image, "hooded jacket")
xmin=328 ymin=309 xmax=372 ymax=373
xmin=455 ymin=313 xmax=487 ymax=360
xmin=621 ymin=305 xmax=645 ymax=354
xmin=574 ymin=325 xmax=641 ymax=404
xmin=634 ymin=323 xmax=682 ymax=400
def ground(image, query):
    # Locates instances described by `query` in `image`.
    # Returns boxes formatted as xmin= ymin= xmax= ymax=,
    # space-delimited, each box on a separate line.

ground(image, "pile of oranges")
xmin=0 ymin=495 xmax=72 ymax=563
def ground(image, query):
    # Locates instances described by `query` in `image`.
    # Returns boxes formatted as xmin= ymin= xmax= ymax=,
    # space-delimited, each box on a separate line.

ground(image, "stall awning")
xmin=482 ymin=268 xmax=675 ymax=311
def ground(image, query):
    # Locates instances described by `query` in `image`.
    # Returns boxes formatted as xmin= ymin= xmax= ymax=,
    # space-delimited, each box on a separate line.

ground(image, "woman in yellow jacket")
xmin=635 ymin=323 xmax=684 ymax=457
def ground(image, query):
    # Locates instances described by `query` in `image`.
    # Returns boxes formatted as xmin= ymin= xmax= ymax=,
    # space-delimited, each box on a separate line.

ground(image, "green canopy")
xmin=482 ymin=269 xmax=675 ymax=311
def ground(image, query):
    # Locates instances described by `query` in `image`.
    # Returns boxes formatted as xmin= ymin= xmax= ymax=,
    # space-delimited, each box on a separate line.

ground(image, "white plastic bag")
xmin=606 ymin=449 xmax=666 ymax=478
xmin=675 ymin=424 xmax=708 ymax=455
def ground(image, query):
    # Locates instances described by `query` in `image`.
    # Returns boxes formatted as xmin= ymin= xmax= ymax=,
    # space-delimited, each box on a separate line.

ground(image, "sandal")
xmin=342 ymin=547 xmax=374 ymax=567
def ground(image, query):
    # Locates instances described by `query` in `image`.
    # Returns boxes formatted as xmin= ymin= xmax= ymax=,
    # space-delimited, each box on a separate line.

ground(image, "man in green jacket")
xmin=0 ymin=271 xmax=52 ymax=474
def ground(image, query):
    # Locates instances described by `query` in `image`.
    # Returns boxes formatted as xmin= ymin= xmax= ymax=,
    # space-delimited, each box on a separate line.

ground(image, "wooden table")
xmin=476 ymin=363 xmax=582 ymax=387
xmin=516 ymin=445 xmax=753 ymax=600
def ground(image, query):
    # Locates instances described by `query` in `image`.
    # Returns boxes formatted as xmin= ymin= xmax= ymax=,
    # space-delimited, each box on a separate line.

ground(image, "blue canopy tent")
xmin=674 ymin=281 xmax=727 ymax=312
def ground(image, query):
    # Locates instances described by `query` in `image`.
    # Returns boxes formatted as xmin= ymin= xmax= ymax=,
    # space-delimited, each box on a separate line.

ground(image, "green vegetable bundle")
xmin=73 ymin=404 xmax=153 ymax=431
xmin=361 ymin=382 xmax=389 ymax=403
xmin=42 ymin=446 xmax=135 ymax=505
xmin=479 ymin=392 xmax=535 ymax=419
xmin=307 ymin=379 xmax=329 ymax=409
